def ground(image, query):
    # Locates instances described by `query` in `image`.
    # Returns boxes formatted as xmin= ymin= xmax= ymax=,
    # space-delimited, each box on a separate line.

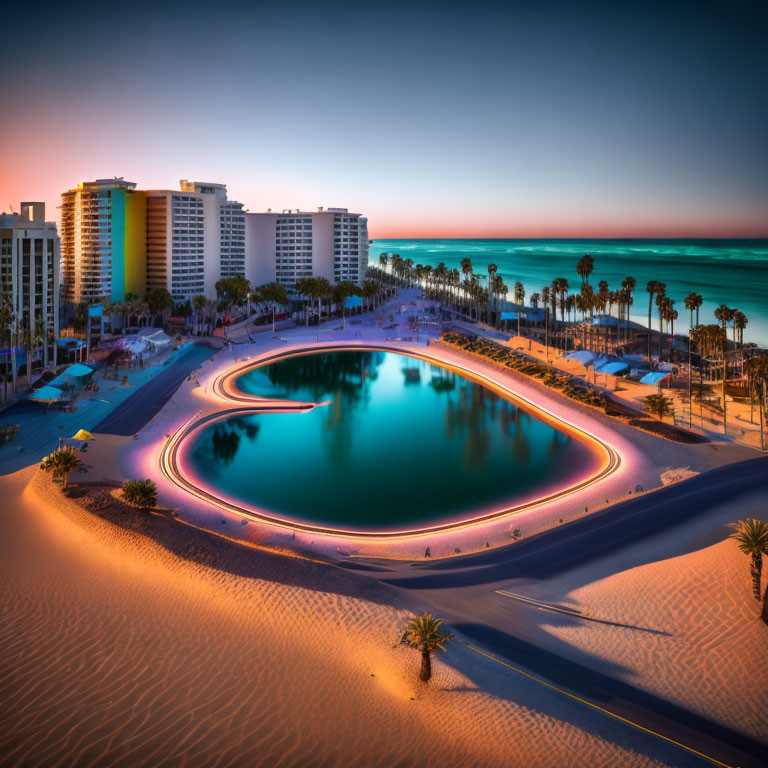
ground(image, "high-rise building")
xmin=60 ymin=179 xmax=146 ymax=305
xmin=0 ymin=202 xmax=60 ymax=362
xmin=61 ymin=178 xmax=367 ymax=304
xmin=145 ymin=189 xmax=206 ymax=302
xmin=245 ymin=207 xmax=368 ymax=291
xmin=145 ymin=181 xmax=245 ymax=303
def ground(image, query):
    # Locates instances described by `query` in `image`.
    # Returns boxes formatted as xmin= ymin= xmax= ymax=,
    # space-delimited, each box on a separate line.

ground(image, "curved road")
xmin=345 ymin=455 xmax=768 ymax=768
xmin=95 ymin=342 xmax=216 ymax=436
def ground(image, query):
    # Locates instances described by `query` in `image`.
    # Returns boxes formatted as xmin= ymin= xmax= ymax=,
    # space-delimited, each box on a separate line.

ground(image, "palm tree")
xmin=621 ymin=276 xmax=636 ymax=344
xmin=714 ymin=304 xmax=731 ymax=339
xmin=379 ymin=253 xmax=388 ymax=271
xmin=295 ymin=277 xmax=316 ymax=326
xmin=0 ymin=296 xmax=13 ymax=403
xmin=146 ymin=288 xmax=173 ymax=328
xmin=552 ymin=278 xmax=569 ymax=325
xmin=733 ymin=311 xmax=748 ymax=350
xmin=33 ymin=319 xmax=46 ymax=376
xmin=729 ymin=519 xmax=768 ymax=602
xmin=696 ymin=323 xmax=728 ymax=434
xmin=192 ymin=295 xmax=207 ymax=331
xmin=122 ymin=479 xmax=158 ymax=511
xmin=576 ymin=253 xmax=595 ymax=285
xmin=405 ymin=613 xmax=453 ymax=682
xmin=361 ymin=280 xmax=378 ymax=313
xmin=310 ymin=277 xmax=332 ymax=326
xmin=258 ymin=282 xmax=289 ymax=336
xmin=645 ymin=281 xmax=664 ymax=360
xmin=513 ymin=281 xmax=525 ymax=336
xmin=40 ymin=447 xmax=85 ymax=490
xmin=333 ymin=282 xmax=360 ymax=328
xmin=684 ymin=292 xmax=703 ymax=331
xmin=486 ymin=263 xmax=498 ymax=321
xmin=745 ymin=354 xmax=768 ymax=450
xmin=657 ymin=295 xmax=675 ymax=360
xmin=541 ymin=286 xmax=551 ymax=358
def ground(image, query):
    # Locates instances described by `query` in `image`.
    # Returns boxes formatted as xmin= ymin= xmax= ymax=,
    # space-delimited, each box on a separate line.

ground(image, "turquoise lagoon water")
xmin=187 ymin=350 xmax=598 ymax=530
xmin=370 ymin=239 xmax=768 ymax=346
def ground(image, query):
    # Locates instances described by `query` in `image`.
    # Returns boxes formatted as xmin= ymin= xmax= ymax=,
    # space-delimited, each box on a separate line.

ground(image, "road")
xmin=344 ymin=455 xmax=768 ymax=768
xmin=94 ymin=342 xmax=215 ymax=436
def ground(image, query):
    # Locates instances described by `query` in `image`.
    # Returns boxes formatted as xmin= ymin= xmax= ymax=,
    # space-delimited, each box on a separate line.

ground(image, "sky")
xmin=1 ymin=0 xmax=766 ymax=238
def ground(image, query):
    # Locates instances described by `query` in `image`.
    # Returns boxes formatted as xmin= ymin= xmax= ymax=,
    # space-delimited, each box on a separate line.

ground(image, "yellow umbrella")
xmin=71 ymin=429 xmax=95 ymax=441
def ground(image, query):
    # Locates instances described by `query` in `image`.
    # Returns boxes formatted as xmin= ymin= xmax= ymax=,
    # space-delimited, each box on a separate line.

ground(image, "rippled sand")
xmin=1 ymin=468 xmax=704 ymax=767
xmin=538 ymin=487 xmax=768 ymax=743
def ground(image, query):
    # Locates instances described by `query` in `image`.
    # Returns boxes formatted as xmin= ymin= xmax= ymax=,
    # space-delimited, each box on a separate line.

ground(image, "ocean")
xmin=369 ymin=239 xmax=768 ymax=346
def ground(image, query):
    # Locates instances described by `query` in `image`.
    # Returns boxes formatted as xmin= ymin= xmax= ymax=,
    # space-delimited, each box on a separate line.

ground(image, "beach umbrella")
xmin=71 ymin=429 xmax=95 ymax=441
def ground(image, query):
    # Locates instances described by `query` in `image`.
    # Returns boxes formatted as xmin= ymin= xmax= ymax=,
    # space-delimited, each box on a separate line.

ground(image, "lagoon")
xmin=187 ymin=350 xmax=598 ymax=531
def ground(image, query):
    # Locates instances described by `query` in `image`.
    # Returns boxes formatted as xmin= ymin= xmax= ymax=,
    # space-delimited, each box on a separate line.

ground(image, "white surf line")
xmin=495 ymin=590 xmax=668 ymax=635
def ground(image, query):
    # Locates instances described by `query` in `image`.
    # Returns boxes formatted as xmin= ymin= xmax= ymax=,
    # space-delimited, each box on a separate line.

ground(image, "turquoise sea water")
xmin=188 ymin=350 xmax=597 ymax=531
xmin=370 ymin=239 xmax=768 ymax=346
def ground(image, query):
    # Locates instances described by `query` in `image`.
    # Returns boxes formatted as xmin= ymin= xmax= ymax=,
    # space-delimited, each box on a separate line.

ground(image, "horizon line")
xmin=369 ymin=234 xmax=768 ymax=242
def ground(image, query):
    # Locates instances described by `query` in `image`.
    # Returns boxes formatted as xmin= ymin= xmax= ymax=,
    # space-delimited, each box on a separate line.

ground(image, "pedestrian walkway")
xmin=0 ymin=342 xmax=212 ymax=474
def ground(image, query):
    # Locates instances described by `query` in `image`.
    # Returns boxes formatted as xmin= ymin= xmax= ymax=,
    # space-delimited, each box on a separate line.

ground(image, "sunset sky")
xmin=1 ymin=0 xmax=766 ymax=238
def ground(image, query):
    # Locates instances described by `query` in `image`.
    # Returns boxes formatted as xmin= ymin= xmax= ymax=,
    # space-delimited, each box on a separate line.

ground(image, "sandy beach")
xmin=0 ymin=466 xmax=727 ymax=768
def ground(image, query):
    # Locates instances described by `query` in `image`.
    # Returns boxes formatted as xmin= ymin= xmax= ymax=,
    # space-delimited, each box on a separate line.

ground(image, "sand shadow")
xmin=63 ymin=482 xmax=406 ymax=610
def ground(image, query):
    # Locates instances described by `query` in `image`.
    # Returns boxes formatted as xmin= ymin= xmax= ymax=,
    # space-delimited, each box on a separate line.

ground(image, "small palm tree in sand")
xmin=730 ymin=518 xmax=768 ymax=602
xmin=40 ymin=447 xmax=85 ymax=490
xmin=643 ymin=393 xmax=674 ymax=421
xmin=122 ymin=479 xmax=157 ymax=511
xmin=405 ymin=613 xmax=453 ymax=682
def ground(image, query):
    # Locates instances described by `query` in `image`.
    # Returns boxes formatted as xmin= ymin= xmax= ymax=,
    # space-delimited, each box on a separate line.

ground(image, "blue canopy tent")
xmin=566 ymin=350 xmax=602 ymax=367
xmin=344 ymin=295 xmax=363 ymax=309
xmin=49 ymin=363 xmax=95 ymax=390
xmin=27 ymin=385 xmax=63 ymax=403
xmin=639 ymin=371 xmax=671 ymax=387
xmin=596 ymin=361 xmax=629 ymax=375
xmin=57 ymin=338 xmax=86 ymax=349
xmin=62 ymin=363 xmax=94 ymax=380
xmin=0 ymin=348 xmax=26 ymax=366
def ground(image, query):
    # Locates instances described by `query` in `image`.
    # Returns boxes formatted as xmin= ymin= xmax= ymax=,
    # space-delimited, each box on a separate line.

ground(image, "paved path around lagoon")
xmin=348 ymin=454 xmax=768 ymax=768
xmin=94 ymin=342 xmax=216 ymax=436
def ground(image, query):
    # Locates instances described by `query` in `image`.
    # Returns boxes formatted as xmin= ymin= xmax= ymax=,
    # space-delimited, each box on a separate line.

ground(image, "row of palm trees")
xmin=380 ymin=250 xmax=753 ymax=359
xmin=379 ymin=250 xmax=766 ymax=442
xmin=103 ymin=288 xmax=176 ymax=331
xmin=0 ymin=294 xmax=59 ymax=403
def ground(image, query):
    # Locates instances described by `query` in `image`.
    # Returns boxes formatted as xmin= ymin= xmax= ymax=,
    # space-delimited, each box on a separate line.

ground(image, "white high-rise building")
xmin=245 ymin=207 xmax=368 ymax=291
xmin=0 ymin=202 xmax=60 ymax=365
xmin=146 ymin=181 xmax=246 ymax=303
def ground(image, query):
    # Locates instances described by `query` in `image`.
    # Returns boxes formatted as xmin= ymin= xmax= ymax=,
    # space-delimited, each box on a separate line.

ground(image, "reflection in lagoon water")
xmin=190 ymin=351 xmax=598 ymax=529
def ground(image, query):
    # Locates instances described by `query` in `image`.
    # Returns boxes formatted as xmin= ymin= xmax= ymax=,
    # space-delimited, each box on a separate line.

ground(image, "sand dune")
xmin=0 ymin=468 xmax=705 ymax=767
xmin=525 ymin=486 xmax=768 ymax=743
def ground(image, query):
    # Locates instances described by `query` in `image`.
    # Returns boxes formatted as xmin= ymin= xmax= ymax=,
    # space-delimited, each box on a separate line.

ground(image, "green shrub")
xmin=122 ymin=479 xmax=158 ymax=511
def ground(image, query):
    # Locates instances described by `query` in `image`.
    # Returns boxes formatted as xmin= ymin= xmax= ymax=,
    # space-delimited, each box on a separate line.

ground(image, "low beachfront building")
xmin=0 ymin=202 xmax=60 ymax=369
